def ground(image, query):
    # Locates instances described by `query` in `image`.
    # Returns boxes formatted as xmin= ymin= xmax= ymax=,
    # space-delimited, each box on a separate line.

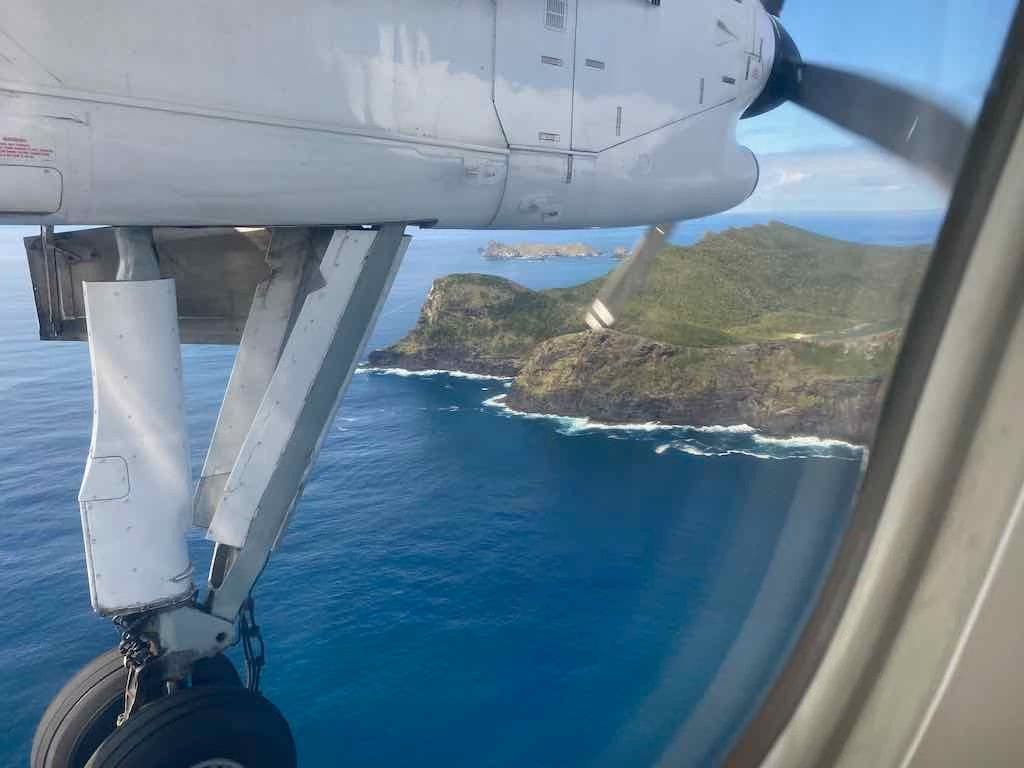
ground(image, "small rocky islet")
xmin=478 ymin=241 xmax=632 ymax=260
xmin=479 ymin=241 xmax=604 ymax=260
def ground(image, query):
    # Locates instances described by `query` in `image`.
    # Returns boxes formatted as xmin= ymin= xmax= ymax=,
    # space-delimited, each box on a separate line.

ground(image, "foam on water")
xmin=358 ymin=366 xmax=514 ymax=382
xmin=483 ymin=394 xmax=677 ymax=434
xmin=482 ymin=393 xmax=589 ymax=431
xmin=691 ymin=424 xmax=756 ymax=434
xmin=484 ymin=394 xmax=863 ymax=461
xmin=662 ymin=438 xmax=863 ymax=462
xmin=752 ymin=434 xmax=863 ymax=450
xmin=674 ymin=444 xmax=774 ymax=460
xmin=559 ymin=420 xmax=678 ymax=435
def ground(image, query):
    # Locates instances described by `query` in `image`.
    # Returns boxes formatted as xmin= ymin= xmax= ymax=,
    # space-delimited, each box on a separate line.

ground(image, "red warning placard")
xmin=0 ymin=136 xmax=55 ymax=162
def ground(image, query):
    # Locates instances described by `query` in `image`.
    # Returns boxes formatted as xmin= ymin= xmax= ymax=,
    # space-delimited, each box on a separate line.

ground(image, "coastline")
xmin=356 ymin=366 xmax=513 ymax=382
xmin=358 ymin=365 xmax=866 ymax=452
xmin=366 ymin=224 xmax=923 ymax=449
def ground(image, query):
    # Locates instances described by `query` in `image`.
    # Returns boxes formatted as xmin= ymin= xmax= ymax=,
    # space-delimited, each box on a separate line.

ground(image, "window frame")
xmin=725 ymin=4 xmax=1024 ymax=765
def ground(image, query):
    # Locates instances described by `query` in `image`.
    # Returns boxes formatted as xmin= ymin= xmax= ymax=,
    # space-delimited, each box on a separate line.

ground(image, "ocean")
xmin=0 ymin=211 xmax=940 ymax=766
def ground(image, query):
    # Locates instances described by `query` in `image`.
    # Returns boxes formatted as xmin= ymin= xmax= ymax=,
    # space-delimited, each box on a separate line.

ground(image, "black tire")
xmin=189 ymin=654 xmax=242 ymax=688
xmin=31 ymin=649 xmax=127 ymax=768
xmin=84 ymin=686 xmax=296 ymax=768
xmin=32 ymin=651 xmax=241 ymax=768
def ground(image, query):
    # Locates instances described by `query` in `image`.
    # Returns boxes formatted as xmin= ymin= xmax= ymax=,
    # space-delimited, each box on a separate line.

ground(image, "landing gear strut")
xmin=31 ymin=224 xmax=410 ymax=767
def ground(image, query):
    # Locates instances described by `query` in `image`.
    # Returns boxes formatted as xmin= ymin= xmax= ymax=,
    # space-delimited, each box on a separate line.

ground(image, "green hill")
xmin=368 ymin=223 xmax=929 ymax=441
xmin=374 ymin=223 xmax=927 ymax=366
xmin=550 ymin=222 xmax=929 ymax=344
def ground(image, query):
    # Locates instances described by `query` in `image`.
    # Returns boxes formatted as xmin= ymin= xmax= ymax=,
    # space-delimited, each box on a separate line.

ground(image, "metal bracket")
xmin=140 ymin=605 xmax=237 ymax=682
xmin=23 ymin=226 xmax=276 ymax=344
xmin=201 ymin=225 xmax=410 ymax=621
xmin=113 ymin=227 xmax=161 ymax=281
xmin=193 ymin=228 xmax=317 ymax=529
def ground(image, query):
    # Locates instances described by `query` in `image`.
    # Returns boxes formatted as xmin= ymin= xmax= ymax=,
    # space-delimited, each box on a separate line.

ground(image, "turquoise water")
xmin=0 ymin=212 xmax=938 ymax=766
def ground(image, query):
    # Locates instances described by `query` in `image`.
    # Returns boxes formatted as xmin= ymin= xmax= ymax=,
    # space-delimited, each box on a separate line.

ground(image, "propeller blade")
xmin=792 ymin=63 xmax=971 ymax=189
xmin=586 ymin=223 xmax=675 ymax=332
xmin=762 ymin=0 xmax=784 ymax=16
xmin=743 ymin=19 xmax=969 ymax=189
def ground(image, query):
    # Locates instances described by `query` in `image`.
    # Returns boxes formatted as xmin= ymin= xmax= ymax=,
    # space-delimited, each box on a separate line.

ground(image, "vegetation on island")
xmin=370 ymin=223 xmax=930 ymax=442
xmin=479 ymin=241 xmax=602 ymax=260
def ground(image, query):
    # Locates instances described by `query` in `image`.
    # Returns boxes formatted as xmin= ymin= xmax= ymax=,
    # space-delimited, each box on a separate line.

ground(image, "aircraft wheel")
xmin=32 ymin=650 xmax=241 ymax=768
xmin=84 ymin=686 xmax=295 ymax=768
xmin=189 ymin=654 xmax=243 ymax=688
xmin=31 ymin=649 xmax=126 ymax=768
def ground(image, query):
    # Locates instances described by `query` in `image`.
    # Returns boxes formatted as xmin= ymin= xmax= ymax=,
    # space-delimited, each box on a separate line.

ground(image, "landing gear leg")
xmin=203 ymin=225 xmax=411 ymax=621
xmin=33 ymin=225 xmax=410 ymax=768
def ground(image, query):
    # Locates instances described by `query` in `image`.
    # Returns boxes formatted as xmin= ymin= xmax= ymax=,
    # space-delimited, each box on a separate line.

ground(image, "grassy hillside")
xmin=373 ymin=223 xmax=928 ymax=380
xmin=378 ymin=274 xmax=583 ymax=374
xmin=551 ymin=222 xmax=930 ymax=343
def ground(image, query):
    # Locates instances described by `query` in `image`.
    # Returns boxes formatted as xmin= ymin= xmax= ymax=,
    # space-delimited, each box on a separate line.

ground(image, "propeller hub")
xmin=742 ymin=17 xmax=802 ymax=119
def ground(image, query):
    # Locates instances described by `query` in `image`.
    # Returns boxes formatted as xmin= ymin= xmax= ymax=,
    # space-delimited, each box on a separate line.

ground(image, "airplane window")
xmin=341 ymin=7 xmax=1015 ymax=767
xmin=0 ymin=2 xmax=1018 ymax=768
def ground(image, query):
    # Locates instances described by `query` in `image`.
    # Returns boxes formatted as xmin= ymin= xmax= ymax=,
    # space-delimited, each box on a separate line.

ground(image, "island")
xmin=370 ymin=223 xmax=930 ymax=443
xmin=480 ymin=241 xmax=601 ymax=260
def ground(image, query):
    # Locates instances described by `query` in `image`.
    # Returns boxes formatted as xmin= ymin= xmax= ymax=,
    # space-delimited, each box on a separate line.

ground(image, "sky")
xmin=736 ymin=0 xmax=1019 ymax=212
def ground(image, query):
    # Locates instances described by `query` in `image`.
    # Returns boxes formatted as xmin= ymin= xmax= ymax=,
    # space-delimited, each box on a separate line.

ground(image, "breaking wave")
xmin=358 ymin=366 xmax=513 ymax=382
xmin=656 ymin=435 xmax=862 ymax=462
xmin=357 ymin=373 xmax=863 ymax=461
xmin=483 ymin=394 xmax=676 ymax=435
xmin=752 ymin=434 xmax=861 ymax=451
xmin=673 ymin=444 xmax=774 ymax=460
xmin=483 ymin=394 xmax=863 ymax=461
xmin=691 ymin=424 xmax=756 ymax=434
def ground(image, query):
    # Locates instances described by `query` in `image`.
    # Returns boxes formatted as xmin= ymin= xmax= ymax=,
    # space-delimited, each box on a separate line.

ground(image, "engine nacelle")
xmin=0 ymin=0 xmax=776 ymax=228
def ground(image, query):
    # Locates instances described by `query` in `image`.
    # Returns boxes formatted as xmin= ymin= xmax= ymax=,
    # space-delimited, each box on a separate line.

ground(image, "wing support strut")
xmin=201 ymin=225 xmax=409 ymax=621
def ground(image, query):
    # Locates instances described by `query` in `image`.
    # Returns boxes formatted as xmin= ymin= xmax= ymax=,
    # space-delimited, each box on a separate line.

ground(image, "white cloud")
xmin=771 ymin=169 xmax=812 ymax=189
xmin=738 ymin=146 xmax=948 ymax=212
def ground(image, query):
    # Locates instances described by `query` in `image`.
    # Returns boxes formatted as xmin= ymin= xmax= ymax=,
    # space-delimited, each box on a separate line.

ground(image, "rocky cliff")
xmin=506 ymin=331 xmax=885 ymax=443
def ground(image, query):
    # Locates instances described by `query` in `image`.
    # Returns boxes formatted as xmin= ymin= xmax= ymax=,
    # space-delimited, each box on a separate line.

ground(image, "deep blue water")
xmin=0 ymin=211 xmax=939 ymax=766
